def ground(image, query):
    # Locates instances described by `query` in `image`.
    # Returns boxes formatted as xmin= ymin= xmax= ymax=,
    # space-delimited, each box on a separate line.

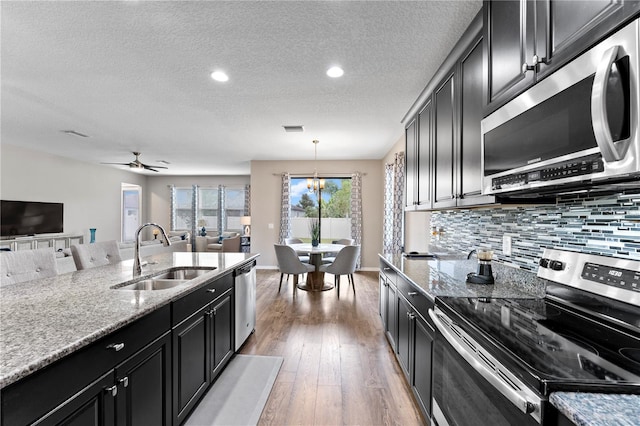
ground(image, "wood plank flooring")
xmin=239 ymin=270 xmax=427 ymax=426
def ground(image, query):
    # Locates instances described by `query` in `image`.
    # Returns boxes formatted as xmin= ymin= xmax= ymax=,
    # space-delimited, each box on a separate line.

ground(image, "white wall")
xmin=0 ymin=144 xmax=147 ymax=243
xmin=250 ymin=159 xmax=384 ymax=270
xmin=145 ymin=175 xmax=250 ymax=233
xmin=381 ymin=135 xmax=431 ymax=253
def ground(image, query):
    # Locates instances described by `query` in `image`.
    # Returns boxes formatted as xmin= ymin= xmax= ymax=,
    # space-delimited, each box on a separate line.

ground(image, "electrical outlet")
xmin=503 ymin=235 xmax=512 ymax=256
xmin=268 ymin=223 xmax=274 ymax=229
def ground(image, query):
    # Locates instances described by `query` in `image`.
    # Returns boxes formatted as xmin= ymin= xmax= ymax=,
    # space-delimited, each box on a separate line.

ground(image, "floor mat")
xmin=184 ymin=354 xmax=283 ymax=426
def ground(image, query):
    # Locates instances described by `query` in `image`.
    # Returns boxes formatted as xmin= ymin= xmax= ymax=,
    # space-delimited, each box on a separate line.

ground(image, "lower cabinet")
xmin=172 ymin=287 xmax=234 ymax=425
xmin=379 ymin=259 xmax=434 ymax=422
xmin=26 ymin=332 xmax=172 ymax=426
xmin=2 ymin=269 xmax=239 ymax=426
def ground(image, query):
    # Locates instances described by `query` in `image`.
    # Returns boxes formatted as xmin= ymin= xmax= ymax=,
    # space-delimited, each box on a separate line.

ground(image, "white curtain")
xmin=350 ymin=172 xmax=363 ymax=268
xmin=279 ymin=173 xmax=291 ymax=244
xmin=383 ymin=152 xmax=404 ymax=254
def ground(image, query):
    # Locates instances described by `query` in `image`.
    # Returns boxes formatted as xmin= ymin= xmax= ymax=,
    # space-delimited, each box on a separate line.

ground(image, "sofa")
xmin=195 ymin=232 xmax=241 ymax=252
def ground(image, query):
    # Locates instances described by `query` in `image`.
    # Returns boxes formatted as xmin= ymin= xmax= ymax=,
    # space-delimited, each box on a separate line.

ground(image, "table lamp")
xmin=240 ymin=216 xmax=251 ymax=236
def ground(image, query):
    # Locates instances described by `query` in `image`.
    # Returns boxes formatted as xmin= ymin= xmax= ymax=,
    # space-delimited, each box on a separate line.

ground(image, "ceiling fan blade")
xmin=145 ymin=167 xmax=161 ymax=172
xmin=100 ymin=162 xmax=130 ymax=166
xmin=142 ymin=163 xmax=168 ymax=170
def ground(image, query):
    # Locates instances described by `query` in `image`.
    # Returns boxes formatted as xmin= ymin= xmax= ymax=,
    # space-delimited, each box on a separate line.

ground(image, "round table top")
xmin=288 ymin=243 xmax=345 ymax=254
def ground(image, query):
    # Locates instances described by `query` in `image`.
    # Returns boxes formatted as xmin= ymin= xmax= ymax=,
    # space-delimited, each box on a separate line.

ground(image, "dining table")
xmin=288 ymin=243 xmax=345 ymax=291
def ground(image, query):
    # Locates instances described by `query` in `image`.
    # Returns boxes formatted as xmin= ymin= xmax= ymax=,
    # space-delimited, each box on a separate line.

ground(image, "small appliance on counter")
xmin=466 ymin=248 xmax=495 ymax=285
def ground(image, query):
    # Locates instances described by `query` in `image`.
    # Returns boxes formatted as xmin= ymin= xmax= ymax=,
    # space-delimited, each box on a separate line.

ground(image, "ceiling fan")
xmin=101 ymin=152 xmax=168 ymax=172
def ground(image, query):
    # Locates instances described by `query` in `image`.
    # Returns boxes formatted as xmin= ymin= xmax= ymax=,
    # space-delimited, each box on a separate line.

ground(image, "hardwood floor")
xmin=239 ymin=270 xmax=427 ymax=425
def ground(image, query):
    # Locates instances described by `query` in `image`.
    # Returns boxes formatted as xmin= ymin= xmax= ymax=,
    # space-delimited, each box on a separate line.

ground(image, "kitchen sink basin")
xmin=113 ymin=267 xmax=216 ymax=290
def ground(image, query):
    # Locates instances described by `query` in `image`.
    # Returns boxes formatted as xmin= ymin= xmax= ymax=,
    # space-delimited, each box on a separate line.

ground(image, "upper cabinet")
xmin=405 ymin=11 xmax=494 ymax=211
xmin=484 ymin=0 xmax=640 ymax=115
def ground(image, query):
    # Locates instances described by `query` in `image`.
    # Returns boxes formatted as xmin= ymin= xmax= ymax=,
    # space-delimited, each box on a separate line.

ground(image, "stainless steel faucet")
xmin=133 ymin=223 xmax=171 ymax=276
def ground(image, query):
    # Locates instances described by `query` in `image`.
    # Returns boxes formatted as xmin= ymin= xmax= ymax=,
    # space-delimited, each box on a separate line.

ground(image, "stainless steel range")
xmin=429 ymin=249 xmax=640 ymax=426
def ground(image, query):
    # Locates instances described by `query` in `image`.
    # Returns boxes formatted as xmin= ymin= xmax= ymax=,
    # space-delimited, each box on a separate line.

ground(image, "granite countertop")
xmin=379 ymin=253 xmax=546 ymax=300
xmin=550 ymin=392 xmax=640 ymax=426
xmin=0 ymin=251 xmax=258 ymax=389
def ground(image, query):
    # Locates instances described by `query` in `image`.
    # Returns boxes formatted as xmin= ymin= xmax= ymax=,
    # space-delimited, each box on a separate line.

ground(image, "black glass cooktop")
xmin=436 ymin=295 xmax=640 ymax=395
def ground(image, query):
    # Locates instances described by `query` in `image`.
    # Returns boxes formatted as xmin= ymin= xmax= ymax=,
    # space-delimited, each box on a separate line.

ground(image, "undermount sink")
xmin=113 ymin=267 xmax=216 ymax=290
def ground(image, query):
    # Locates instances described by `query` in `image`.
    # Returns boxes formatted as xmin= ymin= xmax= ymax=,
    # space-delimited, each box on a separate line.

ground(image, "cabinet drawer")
xmin=172 ymin=271 xmax=234 ymax=326
xmin=379 ymin=260 xmax=397 ymax=285
xmin=396 ymin=276 xmax=433 ymax=320
xmin=1 ymin=305 xmax=170 ymax=426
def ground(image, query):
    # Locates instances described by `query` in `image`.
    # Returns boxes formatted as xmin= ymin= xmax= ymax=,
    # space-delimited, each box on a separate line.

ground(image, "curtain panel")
xmin=279 ymin=173 xmax=291 ymax=244
xmin=350 ymin=172 xmax=363 ymax=269
xmin=383 ymin=152 xmax=404 ymax=254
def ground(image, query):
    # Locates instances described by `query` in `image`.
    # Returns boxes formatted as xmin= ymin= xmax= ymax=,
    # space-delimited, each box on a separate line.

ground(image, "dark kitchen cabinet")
xmin=432 ymin=72 xmax=457 ymax=209
xmin=405 ymin=99 xmax=434 ymax=210
xmin=172 ymin=271 xmax=235 ymax=425
xmin=484 ymin=0 xmax=640 ymax=115
xmin=432 ymin=21 xmax=495 ymax=209
xmin=394 ymin=273 xmax=435 ymax=420
xmin=114 ymin=333 xmax=172 ymax=426
xmin=379 ymin=260 xmax=398 ymax=351
xmin=1 ymin=307 xmax=171 ymax=426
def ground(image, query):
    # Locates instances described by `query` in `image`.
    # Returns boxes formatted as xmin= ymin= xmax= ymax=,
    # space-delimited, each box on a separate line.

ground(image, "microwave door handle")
xmin=428 ymin=309 xmax=538 ymax=416
xmin=592 ymin=45 xmax=626 ymax=162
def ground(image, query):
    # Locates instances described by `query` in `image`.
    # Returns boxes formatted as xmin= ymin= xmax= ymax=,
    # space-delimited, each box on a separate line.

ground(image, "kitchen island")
xmin=0 ymin=251 xmax=258 ymax=425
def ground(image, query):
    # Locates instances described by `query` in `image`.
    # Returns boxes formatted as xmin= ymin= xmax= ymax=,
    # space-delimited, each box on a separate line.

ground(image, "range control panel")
xmin=581 ymin=262 xmax=640 ymax=293
xmin=537 ymin=248 xmax=640 ymax=308
xmin=491 ymin=154 xmax=603 ymax=191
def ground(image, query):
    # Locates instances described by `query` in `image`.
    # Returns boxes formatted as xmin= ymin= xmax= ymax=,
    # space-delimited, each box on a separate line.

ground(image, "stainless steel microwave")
xmin=482 ymin=18 xmax=640 ymax=195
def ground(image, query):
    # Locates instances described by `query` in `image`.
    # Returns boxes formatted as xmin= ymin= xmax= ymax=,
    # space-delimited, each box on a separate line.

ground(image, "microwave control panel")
xmin=491 ymin=154 xmax=603 ymax=191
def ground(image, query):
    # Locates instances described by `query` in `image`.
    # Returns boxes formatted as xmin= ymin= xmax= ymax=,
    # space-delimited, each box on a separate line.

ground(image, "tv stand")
xmin=0 ymin=234 xmax=84 ymax=251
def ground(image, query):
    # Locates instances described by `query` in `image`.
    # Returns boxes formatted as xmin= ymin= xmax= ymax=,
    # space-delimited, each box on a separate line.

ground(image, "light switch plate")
xmin=503 ymin=235 xmax=512 ymax=256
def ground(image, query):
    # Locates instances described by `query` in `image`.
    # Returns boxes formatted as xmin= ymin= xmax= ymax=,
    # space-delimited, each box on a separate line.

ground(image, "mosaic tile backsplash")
xmin=429 ymin=190 xmax=640 ymax=271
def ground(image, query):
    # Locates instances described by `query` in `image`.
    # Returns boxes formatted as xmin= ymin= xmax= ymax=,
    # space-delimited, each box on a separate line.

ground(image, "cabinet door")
xmin=484 ymin=0 xmax=536 ymax=114
xmin=417 ymin=99 xmax=433 ymax=208
xmin=538 ymin=0 xmax=631 ymax=78
xmin=396 ymin=295 xmax=412 ymax=379
xmin=386 ymin=283 xmax=398 ymax=351
xmin=379 ymin=273 xmax=388 ymax=328
xmin=459 ymin=34 xmax=495 ymax=207
xmin=34 ymin=371 xmax=116 ymax=426
xmin=432 ymin=72 xmax=457 ymax=209
xmin=411 ymin=314 xmax=434 ymax=419
xmin=172 ymin=308 xmax=210 ymax=425
xmin=115 ymin=332 xmax=171 ymax=426
xmin=210 ymin=290 xmax=234 ymax=378
xmin=405 ymin=118 xmax=417 ymax=208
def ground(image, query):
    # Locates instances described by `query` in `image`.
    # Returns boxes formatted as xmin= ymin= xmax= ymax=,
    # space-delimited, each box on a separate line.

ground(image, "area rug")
xmin=184 ymin=354 xmax=283 ymax=426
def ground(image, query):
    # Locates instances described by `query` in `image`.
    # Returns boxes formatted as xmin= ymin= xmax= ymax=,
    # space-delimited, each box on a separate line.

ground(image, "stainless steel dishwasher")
xmin=234 ymin=260 xmax=256 ymax=351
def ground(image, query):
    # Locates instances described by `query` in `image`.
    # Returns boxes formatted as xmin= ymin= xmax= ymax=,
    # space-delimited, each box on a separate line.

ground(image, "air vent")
xmin=283 ymin=125 xmax=304 ymax=133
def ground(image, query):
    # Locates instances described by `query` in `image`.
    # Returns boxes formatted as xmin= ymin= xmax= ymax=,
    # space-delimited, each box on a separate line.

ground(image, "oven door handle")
xmin=429 ymin=309 xmax=539 ymax=417
xmin=591 ymin=44 xmax=632 ymax=162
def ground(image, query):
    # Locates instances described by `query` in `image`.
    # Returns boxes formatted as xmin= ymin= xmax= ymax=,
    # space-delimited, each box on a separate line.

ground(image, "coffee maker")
xmin=466 ymin=248 xmax=495 ymax=285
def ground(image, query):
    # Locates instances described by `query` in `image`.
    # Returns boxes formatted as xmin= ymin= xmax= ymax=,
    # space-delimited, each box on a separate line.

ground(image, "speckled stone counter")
xmin=550 ymin=392 xmax=640 ymax=426
xmin=0 ymin=251 xmax=257 ymax=389
xmin=379 ymin=253 xmax=546 ymax=300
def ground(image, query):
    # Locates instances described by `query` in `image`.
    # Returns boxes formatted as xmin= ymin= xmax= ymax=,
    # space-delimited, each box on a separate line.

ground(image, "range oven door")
xmin=481 ymin=17 xmax=640 ymax=195
xmin=429 ymin=308 xmax=544 ymax=426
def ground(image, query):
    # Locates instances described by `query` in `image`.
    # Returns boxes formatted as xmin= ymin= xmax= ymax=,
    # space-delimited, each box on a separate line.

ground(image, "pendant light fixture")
xmin=307 ymin=139 xmax=325 ymax=194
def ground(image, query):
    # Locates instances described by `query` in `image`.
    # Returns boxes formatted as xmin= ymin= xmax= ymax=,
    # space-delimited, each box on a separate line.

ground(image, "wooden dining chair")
xmin=319 ymin=245 xmax=360 ymax=297
xmin=274 ymin=244 xmax=315 ymax=294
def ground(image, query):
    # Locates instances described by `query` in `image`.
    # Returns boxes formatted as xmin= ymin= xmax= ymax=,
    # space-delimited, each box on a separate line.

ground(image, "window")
xmin=289 ymin=177 xmax=351 ymax=242
xmin=173 ymin=187 xmax=194 ymax=231
xmin=171 ymin=185 xmax=249 ymax=233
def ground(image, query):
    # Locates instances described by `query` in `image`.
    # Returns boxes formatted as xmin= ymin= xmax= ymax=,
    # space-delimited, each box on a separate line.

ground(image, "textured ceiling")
xmin=1 ymin=1 xmax=481 ymax=175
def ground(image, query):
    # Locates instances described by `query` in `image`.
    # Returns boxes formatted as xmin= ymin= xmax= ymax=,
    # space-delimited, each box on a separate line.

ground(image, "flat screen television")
xmin=1 ymin=200 xmax=64 ymax=237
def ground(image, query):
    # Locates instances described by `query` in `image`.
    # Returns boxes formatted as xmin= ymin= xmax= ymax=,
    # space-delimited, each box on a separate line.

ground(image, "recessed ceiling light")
xmin=210 ymin=71 xmax=229 ymax=82
xmin=326 ymin=66 xmax=344 ymax=78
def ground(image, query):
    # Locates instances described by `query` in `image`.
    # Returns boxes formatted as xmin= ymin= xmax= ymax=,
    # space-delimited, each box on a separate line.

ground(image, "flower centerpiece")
xmin=309 ymin=218 xmax=320 ymax=247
